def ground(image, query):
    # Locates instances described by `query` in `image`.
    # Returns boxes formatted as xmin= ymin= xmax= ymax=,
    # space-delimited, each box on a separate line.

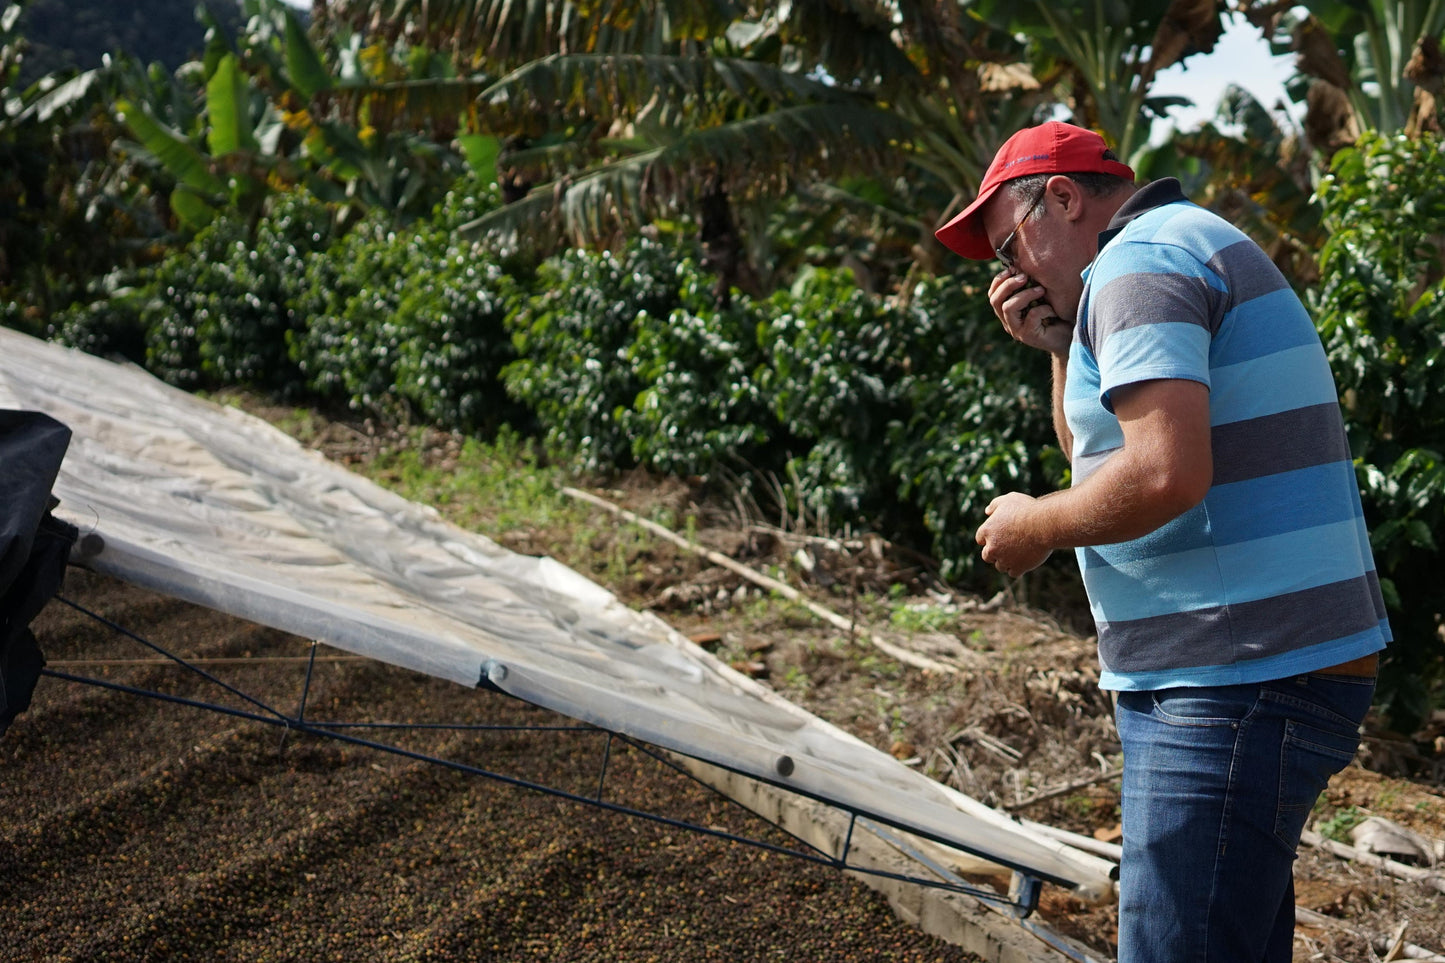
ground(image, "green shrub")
xmin=288 ymin=180 xmax=522 ymax=429
xmin=143 ymin=191 xmax=336 ymax=394
xmin=755 ymin=267 xmax=904 ymax=526
xmin=629 ymin=303 xmax=773 ymax=475
xmin=888 ymin=272 xmax=1064 ymax=583
xmin=628 ymin=266 xmax=772 ymax=476
xmin=287 ymin=213 xmax=419 ymax=415
xmin=390 ymin=180 xmax=524 ymax=433
xmin=1311 ymin=131 xmax=1445 ymax=729
xmin=391 ymin=244 xmax=521 ymax=434
xmin=502 ymin=237 xmax=694 ymax=470
xmin=47 ymin=280 xmax=148 ymax=362
xmin=143 ymin=220 xmax=233 ymax=390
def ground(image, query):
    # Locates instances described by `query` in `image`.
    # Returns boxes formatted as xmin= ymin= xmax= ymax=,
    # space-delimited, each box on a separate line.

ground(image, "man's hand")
xmin=975 ymin=492 xmax=1054 ymax=579
xmin=988 ymin=267 xmax=1071 ymax=356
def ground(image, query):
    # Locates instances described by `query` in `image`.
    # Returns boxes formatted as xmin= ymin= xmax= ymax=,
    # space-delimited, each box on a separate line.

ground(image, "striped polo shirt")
xmin=1066 ymin=178 xmax=1390 ymax=691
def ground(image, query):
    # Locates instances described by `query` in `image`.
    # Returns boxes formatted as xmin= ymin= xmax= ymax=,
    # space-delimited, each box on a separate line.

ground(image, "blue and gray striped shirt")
xmin=1066 ymin=179 xmax=1390 ymax=691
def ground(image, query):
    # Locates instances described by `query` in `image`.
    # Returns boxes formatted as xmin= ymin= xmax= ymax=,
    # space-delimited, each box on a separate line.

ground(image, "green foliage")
xmin=390 ymin=244 xmax=520 ymax=434
xmin=48 ymin=280 xmax=148 ymax=361
xmin=888 ymin=601 xmax=957 ymax=634
xmin=143 ymin=190 xmax=335 ymax=392
xmin=974 ymin=0 xmax=1226 ymax=162
xmin=286 ymin=212 xmax=413 ymax=410
xmin=0 ymin=298 xmax=25 ymax=333
xmin=502 ymin=237 xmax=694 ymax=470
xmin=628 ymin=285 xmax=772 ymax=476
xmin=286 ymin=177 xmax=522 ymax=431
xmin=1314 ymin=803 xmax=1367 ymax=843
xmin=888 ymin=272 xmax=1064 ymax=581
xmin=1311 ymin=131 xmax=1445 ymax=728
xmin=1 ymin=21 xmax=160 ymax=315
xmin=757 ymin=267 xmax=906 ymax=527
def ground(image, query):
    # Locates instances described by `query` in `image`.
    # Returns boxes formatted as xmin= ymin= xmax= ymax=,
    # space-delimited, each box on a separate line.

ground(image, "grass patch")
xmin=368 ymin=427 xmax=576 ymax=533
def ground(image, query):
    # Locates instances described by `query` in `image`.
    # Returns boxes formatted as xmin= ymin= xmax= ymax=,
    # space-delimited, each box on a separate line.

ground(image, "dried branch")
xmin=1004 ymin=766 xmax=1124 ymax=812
xmin=1300 ymin=830 xmax=1445 ymax=896
xmin=561 ymin=486 xmax=957 ymax=675
xmin=1294 ymin=906 xmax=1445 ymax=961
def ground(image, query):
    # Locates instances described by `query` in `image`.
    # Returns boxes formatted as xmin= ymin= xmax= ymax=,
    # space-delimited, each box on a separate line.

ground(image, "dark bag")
xmin=0 ymin=411 xmax=76 ymax=735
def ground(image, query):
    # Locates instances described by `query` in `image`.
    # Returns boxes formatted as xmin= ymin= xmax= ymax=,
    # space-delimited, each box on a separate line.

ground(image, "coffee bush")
xmin=502 ymin=237 xmax=691 ymax=470
xmin=1312 ymin=131 xmax=1445 ymax=727
xmin=143 ymin=191 xmax=335 ymax=394
xmin=628 ymin=290 xmax=772 ymax=477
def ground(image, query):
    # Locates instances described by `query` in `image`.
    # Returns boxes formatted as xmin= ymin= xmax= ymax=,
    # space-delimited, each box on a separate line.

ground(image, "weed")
xmin=780 ymin=664 xmax=811 ymax=696
xmin=858 ymin=652 xmax=903 ymax=681
xmin=889 ymin=601 xmax=955 ymax=634
xmin=779 ymin=600 xmax=819 ymax=628
xmin=1315 ymin=804 xmax=1367 ymax=843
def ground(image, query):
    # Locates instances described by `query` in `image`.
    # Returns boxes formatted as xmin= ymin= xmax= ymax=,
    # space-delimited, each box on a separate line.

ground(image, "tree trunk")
xmin=699 ymin=181 xmax=759 ymax=305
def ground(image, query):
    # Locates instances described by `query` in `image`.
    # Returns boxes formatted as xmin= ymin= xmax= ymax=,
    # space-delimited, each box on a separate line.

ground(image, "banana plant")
xmin=1243 ymin=0 xmax=1445 ymax=151
xmin=1166 ymin=85 xmax=1323 ymax=281
xmin=2 ymin=3 xmax=162 ymax=310
xmin=113 ymin=0 xmax=483 ymax=232
xmin=312 ymin=0 xmax=1056 ymax=291
xmin=1153 ymin=0 xmax=1444 ymax=291
xmin=972 ymin=0 xmax=1228 ymax=164
xmin=112 ymin=0 xmax=301 ymax=231
xmin=315 ymin=0 xmax=742 ymax=66
xmin=115 ymin=51 xmax=286 ymax=230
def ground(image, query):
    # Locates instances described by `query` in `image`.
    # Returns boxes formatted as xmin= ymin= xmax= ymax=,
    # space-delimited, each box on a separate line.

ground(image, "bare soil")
xmin=7 ymin=411 xmax=1445 ymax=962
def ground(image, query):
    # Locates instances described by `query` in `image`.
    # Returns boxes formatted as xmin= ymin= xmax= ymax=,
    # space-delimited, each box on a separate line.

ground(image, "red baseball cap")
xmin=934 ymin=121 xmax=1135 ymax=260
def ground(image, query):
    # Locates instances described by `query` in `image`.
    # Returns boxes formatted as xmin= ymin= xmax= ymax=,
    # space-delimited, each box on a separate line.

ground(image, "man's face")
xmin=981 ymin=177 xmax=1091 ymax=323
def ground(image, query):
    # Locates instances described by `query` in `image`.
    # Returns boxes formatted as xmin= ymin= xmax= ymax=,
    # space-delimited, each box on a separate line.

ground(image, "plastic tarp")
xmin=0 ymin=327 xmax=1109 ymax=891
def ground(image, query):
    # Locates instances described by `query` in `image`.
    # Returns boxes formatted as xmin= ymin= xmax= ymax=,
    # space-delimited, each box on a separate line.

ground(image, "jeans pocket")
xmin=1274 ymin=718 xmax=1361 ymax=848
xmin=1149 ymin=686 xmax=1256 ymax=727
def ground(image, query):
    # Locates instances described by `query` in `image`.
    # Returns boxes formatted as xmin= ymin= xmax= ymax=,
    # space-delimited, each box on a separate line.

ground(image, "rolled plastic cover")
xmin=0 ymin=328 xmax=1109 ymax=892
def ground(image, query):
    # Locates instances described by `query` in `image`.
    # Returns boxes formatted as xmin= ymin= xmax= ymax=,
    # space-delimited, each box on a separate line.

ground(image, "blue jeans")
xmin=1114 ymin=673 xmax=1375 ymax=963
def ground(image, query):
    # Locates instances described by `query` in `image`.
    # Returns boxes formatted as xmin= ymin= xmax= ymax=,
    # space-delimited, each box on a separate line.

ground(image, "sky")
xmin=1149 ymin=12 xmax=1301 ymax=140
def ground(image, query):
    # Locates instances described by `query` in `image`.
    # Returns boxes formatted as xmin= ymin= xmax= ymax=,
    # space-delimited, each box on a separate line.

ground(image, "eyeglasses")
xmin=994 ymin=183 xmax=1048 ymax=268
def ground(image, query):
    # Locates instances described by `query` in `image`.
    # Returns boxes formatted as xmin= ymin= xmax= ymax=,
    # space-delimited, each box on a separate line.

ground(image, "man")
xmin=933 ymin=121 xmax=1391 ymax=962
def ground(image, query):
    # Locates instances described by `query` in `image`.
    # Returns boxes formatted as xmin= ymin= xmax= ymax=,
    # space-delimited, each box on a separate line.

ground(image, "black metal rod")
xmin=295 ymin=641 xmax=320 ymax=724
xmin=597 ymin=731 xmax=613 ymax=802
xmin=53 ymin=596 xmax=288 ymax=722
xmin=41 ymin=595 xmax=1043 ymax=910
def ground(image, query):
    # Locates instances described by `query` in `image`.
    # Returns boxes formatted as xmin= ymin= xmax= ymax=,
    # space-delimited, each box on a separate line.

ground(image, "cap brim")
xmin=934 ymin=182 xmax=1004 ymax=260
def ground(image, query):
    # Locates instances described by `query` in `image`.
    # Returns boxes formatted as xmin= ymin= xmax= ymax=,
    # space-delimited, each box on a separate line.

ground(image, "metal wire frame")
xmin=39 ymin=593 xmax=1050 ymax=920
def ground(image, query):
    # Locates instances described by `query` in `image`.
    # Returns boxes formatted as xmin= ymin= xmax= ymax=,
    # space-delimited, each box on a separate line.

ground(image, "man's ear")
xmin=1046 ymin=175 xmax=1087 ymax=222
